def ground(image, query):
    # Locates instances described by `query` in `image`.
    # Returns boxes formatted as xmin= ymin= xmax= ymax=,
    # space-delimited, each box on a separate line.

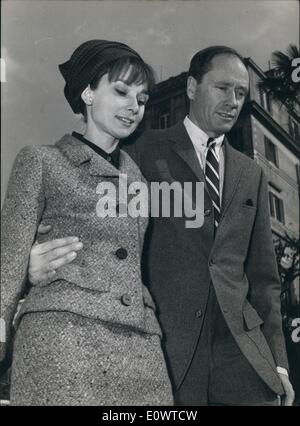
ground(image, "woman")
xmin=0 ymin=40 xmax=173 ymax=406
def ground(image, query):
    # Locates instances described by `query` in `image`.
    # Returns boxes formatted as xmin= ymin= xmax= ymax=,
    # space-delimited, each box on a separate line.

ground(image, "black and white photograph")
xmin=0 ymin=0 xmax=299 ymax=407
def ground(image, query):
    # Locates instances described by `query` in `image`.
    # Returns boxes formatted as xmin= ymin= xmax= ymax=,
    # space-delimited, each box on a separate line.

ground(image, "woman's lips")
xmin=116 ymin=116 xmax=135 ymax=126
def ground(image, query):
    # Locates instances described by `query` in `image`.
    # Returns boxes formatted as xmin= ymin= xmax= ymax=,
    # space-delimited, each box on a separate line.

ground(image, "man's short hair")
xmin=188 ymin=46 xmax=247 ymax=83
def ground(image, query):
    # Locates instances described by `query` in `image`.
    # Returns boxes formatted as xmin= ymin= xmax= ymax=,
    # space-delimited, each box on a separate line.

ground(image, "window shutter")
xmin=279 ymin=199 xmax=285 ymax=225
xmin=268 ymin=192 xmax=274 ymax=217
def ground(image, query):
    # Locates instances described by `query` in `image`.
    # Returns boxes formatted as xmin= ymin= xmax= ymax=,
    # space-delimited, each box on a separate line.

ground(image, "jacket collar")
xmin=167 ymin=122 xmax=244 ymax=216
xmin=55 ymin=134 xmax=142 ymax=182
xmin=221 ymin=140 xmax=243 ymax=217
xmin=168 ymin=122 xmax=205 ymax=183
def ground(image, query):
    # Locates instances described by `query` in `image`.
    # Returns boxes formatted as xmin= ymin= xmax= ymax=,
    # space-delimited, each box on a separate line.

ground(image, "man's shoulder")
xmin=226 ymin=141 xmax=262 ymax=175
xmin=122 ymin=124 xmax=181 ymax=160
xmin=124 ymin=126 xmax=172 ymax=147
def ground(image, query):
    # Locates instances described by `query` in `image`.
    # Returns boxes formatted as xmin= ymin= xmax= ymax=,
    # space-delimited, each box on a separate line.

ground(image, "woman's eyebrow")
xmin=114 ymin=80 xmax=149 ymax=94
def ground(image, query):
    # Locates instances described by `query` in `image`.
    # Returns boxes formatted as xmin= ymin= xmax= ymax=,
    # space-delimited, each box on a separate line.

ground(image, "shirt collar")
xmin=183 ymin=116 xmax=225 ymax=151
xmin=72 ymin=131 xmax=120 ymax=169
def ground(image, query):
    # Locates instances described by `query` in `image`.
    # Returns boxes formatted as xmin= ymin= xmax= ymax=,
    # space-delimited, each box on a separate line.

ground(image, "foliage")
xmin=259 ymin=44 xmax=300 ymax=111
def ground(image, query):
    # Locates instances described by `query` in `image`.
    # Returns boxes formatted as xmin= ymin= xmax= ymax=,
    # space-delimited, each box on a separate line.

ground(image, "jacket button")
xmin=195 ymin=309 xmax=203 ymax=318
xmin=115 ymin=248 xmax=128 ymax=259
xmin=121 ymin=294 xmax=132 ymax=306
xmin=107 ymin=155 xmax=112 ymax=162
xmin=204 ymin=209 xmax=211 ymax=216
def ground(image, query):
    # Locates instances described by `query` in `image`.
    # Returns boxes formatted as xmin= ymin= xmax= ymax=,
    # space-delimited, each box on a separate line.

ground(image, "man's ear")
xmin=81 ymin=86 xmax=93 ymax=106
xmin=187 ymin=76 xmax=197 ymax=101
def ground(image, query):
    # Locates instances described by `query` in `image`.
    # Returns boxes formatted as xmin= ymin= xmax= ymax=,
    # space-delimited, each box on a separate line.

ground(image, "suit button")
xmin=195 ymin=309 xmax=203 ymax=318
xmin=107 ymin=155 xmax=112 ymax=162
xmin=204 ymin=209 xmax=211 ymax=216
xmin=115 ymin=248 xmax=128 ymax=259
xmin=121 ymin=294 xmax=132 ymax=306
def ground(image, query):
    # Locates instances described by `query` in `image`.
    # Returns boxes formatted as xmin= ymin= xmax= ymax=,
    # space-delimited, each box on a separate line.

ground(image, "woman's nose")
xmin=127 ymin=97 xmax=139 ymax=113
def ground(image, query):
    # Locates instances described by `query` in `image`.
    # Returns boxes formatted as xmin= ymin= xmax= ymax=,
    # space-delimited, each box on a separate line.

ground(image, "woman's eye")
xmin=116 ymin=89 xmax=127 ymax=96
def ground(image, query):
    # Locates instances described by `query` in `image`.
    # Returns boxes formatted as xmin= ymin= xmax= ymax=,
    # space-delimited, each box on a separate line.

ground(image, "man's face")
xmin=187 ymin=54 xmax=249 ymax=137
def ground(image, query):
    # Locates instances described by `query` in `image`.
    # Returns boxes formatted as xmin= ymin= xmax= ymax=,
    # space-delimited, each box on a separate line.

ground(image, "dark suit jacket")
xmin=124 ymin=121 xmax=288 ymax=396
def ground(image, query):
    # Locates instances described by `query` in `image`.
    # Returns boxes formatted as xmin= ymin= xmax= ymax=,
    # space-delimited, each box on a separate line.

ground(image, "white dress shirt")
xmin=183 ymin=116 xmax=225 ymax=203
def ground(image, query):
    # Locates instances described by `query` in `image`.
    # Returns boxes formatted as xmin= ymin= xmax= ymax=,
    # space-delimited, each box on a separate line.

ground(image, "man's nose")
xmin=225 ymin=90 xmax=238 ymax=107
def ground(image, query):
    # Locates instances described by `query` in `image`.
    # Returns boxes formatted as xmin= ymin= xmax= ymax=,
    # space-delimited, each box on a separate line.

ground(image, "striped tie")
xmin=205 ymin=138 xmax=221 ymax=231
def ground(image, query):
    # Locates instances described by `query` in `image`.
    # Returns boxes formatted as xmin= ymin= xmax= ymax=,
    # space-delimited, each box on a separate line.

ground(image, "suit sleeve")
xmin=245 ymin=170 xmax=289 ymax=369
xmin=0 ymin=146 xmax=45 ymax=362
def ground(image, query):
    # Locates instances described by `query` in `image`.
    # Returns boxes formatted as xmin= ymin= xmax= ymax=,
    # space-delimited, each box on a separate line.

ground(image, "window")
xmin=288 ymin=116 xmax=299 ymax=140
xmin=269 ymin=190 xmax=285 ymax=224
xmin=259 ymin=89 xmax=272 ymax=113
xmin=159 ymin=113 xmax=170 ymax=129
xmin=264 ymin=137 xmax=278 ymax=167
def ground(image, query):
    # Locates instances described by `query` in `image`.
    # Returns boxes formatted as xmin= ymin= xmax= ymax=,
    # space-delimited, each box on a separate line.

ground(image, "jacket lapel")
xmin=220 ymin=138 xmax=243 ymax=219
xmin=56 ymin=134 xmax=140 ymax=182
xmin=167 ymin=126 xmax=244 ymax=226
xmin=169 ymin=122 xmax=206 ymax=184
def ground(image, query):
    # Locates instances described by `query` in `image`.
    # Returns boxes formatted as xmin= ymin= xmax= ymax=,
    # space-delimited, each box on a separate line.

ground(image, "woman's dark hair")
xmin=81 ymin=55 xmax=156 ymax=121
xmin=188 ymin=46 xmax=247 ymax=83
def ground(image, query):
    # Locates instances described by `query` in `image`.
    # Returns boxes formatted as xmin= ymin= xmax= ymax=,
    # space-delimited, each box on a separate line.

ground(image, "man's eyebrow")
xmin=215 ymin=81 xmax=248 ymax=91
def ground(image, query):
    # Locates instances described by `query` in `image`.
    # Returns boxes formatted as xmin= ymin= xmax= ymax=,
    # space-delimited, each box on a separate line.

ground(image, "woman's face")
xmin=86 ymin=66 xmax=149 ymax=141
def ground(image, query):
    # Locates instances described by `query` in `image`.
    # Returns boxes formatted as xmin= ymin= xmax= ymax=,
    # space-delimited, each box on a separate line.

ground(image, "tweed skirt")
xmin=9 ymin=311 xmax=173 ymax=406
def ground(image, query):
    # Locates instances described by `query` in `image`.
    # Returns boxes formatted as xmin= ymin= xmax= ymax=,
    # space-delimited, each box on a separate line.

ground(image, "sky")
xmin=1 ymin=0 xmax=299 ymax=198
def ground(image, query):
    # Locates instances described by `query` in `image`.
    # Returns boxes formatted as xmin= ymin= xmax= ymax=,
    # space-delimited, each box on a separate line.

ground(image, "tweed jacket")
xmin=0 ymin=134 xmax=161 ymax=362
xmin=124 ymin=121 xmax=288 ymax=396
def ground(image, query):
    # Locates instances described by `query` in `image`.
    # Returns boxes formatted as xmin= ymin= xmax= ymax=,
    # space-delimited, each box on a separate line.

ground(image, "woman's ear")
xmin=81 ymin=86 xmax=93 ymax=106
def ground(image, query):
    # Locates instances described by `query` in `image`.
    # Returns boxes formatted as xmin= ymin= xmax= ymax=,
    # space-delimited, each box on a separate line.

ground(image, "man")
xmin=26 ymin=46 xmax=294 ymax=405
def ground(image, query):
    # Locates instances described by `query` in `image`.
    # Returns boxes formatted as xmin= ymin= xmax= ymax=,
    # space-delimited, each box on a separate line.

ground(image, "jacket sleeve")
xmin=245 ymin=170 xmax=289 ymax=370
xmin=1 ymin=146 xmax=45 ymax=362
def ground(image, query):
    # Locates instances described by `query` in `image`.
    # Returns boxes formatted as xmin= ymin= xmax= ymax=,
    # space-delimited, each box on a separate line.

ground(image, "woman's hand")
xmin=28 ymin=225 xmax=83 ymax=285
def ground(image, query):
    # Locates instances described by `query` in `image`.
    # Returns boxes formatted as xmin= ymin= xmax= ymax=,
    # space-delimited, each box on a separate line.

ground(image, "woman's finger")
xmin=34 ymin=237 xmax=80 ymax=255
xmin=43 ymin=242 xmax=83 ymax=262
xmin=37 ymin=224 xmax=52 ymax=235
xmin=47 ymin=251 xmax=78 ymax=272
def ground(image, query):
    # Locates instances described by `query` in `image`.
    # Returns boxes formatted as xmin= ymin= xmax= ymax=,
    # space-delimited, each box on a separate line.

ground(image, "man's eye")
xmin=237 ymin=91 xmax=246 ymax=99
xmin=217 ymin=86 xmax=226 ymax=91
xmin=138 ymin=98 xmax=147 ymax=106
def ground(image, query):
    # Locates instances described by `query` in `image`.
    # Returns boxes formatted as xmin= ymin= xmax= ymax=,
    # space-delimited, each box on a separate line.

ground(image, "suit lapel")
xmin=220 ymin=138 xmax=243 ymax=219
xmin=167 ymin=126 xmax=244 ymax=226
xmin=169 ymin=122 xmax=206 ymax=184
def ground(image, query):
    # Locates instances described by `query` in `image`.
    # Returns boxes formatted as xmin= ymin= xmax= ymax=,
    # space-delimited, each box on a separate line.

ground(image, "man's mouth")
xmin=116 ymin=116 xmax=135 ymax=126
xmin=217 ymin=112 xmax=236 ymax=121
